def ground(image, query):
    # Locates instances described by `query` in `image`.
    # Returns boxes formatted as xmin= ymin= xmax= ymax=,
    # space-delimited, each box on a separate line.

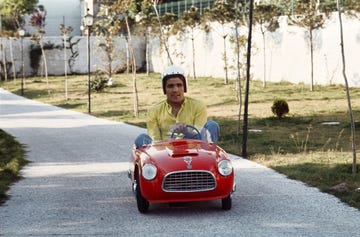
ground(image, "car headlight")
xmin=218 ymin=160 xmax=233 ymax=176
xmin=142 ymin=164 xmax=157 ymax=180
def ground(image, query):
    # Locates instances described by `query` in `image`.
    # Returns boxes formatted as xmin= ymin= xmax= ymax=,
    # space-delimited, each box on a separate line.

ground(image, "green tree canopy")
xmin=0 ymin=0 xmax=38 ymax=33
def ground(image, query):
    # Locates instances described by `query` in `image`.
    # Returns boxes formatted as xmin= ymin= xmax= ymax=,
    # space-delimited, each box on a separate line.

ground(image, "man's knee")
xmin=134 ymin=133 xmax=152 ymax=148
xmin=203 ymin=120 xmax=220 ymax=143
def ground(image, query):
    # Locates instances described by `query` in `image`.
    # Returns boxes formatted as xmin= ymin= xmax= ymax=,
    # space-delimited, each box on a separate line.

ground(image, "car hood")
xmin=142 ymin=139 xmax=222 ymax=171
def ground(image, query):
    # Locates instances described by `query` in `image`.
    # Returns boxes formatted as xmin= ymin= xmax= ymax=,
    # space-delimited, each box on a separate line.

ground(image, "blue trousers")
xmin=134 ymin=120 xmax=220 ymax=148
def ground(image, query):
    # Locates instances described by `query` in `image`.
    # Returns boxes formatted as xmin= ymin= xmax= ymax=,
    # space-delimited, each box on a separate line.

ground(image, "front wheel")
xmin=135 ymin=179 xmax=149 ymax=213
xmin=221 ymin=194 xmax=232 ymax=210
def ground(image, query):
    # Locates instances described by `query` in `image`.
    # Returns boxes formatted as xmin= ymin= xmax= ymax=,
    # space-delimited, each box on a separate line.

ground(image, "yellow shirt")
xmin=147 ymin=96 xmax=207 ymax=141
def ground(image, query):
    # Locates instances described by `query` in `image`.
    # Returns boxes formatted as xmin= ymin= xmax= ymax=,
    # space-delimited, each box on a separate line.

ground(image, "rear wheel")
xmin=221 ymin=194 xmax=232 ymax=210
xmin=135 ymin=178 xmax=149 ymax=213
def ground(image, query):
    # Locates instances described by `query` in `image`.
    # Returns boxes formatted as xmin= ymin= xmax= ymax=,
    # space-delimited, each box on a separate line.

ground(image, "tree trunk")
xmin=262 ymin=27 xmax=266 ymax=88
xmin=153 ymin=3 xmax=173 ymax=65
xmin=146 ymin=28 xmax=150 ymax=76
xmin=242 ymin=0 xmax=255 ymax=157
xmin=1 ymin=39 xmax=8 ymax=81
xmin=10 ymin=39 xmax=16 ymax=80
xmin=125 ymin=16 xmax=139 ymax=117
xmin=309 ymin=27 xmax=314 ymax=92
xmin=64 ymin=33 xmax=68 ymax=100
xmin=191 ymin=28 xmax=196 ymax=80
xmin=337 ymin=0 xmax=357 ymax=174
xmin=39 ymin=36 xmax=49 ymax=94
xmin=223 ymin=35 xmax=228 ymax=84
xmin=235 ymin=0 xmax=242 ymax=136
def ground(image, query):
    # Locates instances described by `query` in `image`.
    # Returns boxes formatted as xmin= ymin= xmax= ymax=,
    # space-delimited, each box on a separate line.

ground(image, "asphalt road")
xmin=0 ymin=88 xmax=359 ymax=237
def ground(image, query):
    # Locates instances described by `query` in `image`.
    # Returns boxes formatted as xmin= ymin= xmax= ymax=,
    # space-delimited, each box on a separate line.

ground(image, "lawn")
xmin=0 ymin=129 xmax=28 ymax=204
xmin=0 ymin=73 xmax=359 ymax=209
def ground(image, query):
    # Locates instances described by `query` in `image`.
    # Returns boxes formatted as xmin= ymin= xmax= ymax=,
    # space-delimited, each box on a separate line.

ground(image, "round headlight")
xmin=142 ymin=164 xmax=157 ymax=180
xmin=218 ymin=160 xmax=233 ymax=176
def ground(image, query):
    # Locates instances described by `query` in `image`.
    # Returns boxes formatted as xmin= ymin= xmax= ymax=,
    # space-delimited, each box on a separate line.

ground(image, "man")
xmin=135 ymin=65 xmax=219 ymax=147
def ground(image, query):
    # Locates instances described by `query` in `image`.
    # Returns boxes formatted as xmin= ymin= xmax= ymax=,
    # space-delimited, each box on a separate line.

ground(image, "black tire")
xmin=135 ymin=180 xmax=150 ymax=213
xmin=221 ymin=194 xmax=232 ymax=210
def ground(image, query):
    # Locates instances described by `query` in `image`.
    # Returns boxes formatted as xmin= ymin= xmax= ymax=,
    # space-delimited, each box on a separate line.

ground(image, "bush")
xmin=90 ymin=73 xmax=109 ymax=92
xmin=271 ymin=98 xmax=289 ymax=119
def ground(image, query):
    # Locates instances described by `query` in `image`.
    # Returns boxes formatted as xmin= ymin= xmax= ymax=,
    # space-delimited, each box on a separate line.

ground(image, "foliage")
xmin=0 ymin=129 xmax=28 ymax=204
xmin=0 ymin=0 xmax=38 ymax=31
xmin=90 ymin=72 xmax=109 ymax=92
xmin=253 ymin=3 xmax=282 ymax=32
xmin=203 ymin=0 xmax=236 ymax=25
xmin=271 ymin=98 xmax=289 ymax=119
xmin=28 ymin=4 xmax=46 ymax=30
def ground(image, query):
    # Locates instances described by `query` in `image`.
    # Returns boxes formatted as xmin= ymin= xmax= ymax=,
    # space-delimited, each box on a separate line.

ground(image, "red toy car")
xmin=128 ymin=126 xmax=236 ymax=213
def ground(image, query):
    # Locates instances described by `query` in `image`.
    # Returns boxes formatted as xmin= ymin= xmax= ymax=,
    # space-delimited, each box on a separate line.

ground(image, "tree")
xmin=137 ymin=0 xmax=159 ymax=75
xmin=59 ymin=23 xmax=73 ymax=100
xmin=253 ymin=3 xmax=281 ymax=88
xmin=93 ymin=3 xmax=126 ymax=79
xmin=288 ymin=0 xmax=330 ymax=91
xmin=173 ymin=6 xmax=202 ymax=80
xmin=242 ymin=0 xmax=255 ymax=157
xmin=105 ymin=0 xmax=140 ymax=117
xmin=204 ymin=0 xmax=237 ymax=84
xmin=29 ymin=4 xmax=49 ymax=93
xmin=151 ymin=0 xmax=175 ymax=65
xmin=0 ymin=0 xmax=38 ymax=31
xmin=336 ymin=0 xmax=357 ymax=174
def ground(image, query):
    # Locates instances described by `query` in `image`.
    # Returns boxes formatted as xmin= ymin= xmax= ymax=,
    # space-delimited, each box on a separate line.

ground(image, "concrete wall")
xmin=0 ymin=36 xmax=145 ymax=78
xmin=149 ymin=13 xmax=360 ymax=87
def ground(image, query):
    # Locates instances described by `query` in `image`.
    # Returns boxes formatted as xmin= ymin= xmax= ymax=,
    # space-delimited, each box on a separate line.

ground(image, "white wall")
xmin=0 ymin=36 xmax=145 ymax=77
xmin=149 ymin=13 xmax=360 ymax=87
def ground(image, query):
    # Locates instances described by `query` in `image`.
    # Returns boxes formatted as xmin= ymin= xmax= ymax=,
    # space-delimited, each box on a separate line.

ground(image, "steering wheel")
xmin=170 ymin=125 xmax=201 ymax=140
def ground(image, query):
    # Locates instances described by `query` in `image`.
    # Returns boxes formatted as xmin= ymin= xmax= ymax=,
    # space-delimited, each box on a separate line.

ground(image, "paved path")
xmin=0 ymin=88 xmax=359 ymax=237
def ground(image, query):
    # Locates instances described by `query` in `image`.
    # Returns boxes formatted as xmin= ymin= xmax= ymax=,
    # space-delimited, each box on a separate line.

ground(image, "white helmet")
xmin=161 ymin=65 xmax=187 ymax=94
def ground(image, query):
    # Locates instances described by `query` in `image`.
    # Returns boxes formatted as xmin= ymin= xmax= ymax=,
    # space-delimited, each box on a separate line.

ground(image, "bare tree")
xmin=152 ymin=0 xmax=174 ymax=65
xmin=137 ymin=0 xmax=159 ymax=75
xmin=29 ymin=5 xmax=49 ymax=94
xmin=173 ymin=6 xmax=202 ymax=80
xmin=288 ymin=0 xmax=330 ymax=91
xmin=336 ymin=0 xmax=357 ymax=174
xmin=253 ymin=3 xmax=281 ymax=88
xmin=107 ymin=0 xmax=139 ymax=117
xmin=203 ymin=0 xmax=237 ymax=84
xmin=59 ymin=22 xmax=73 ymax=100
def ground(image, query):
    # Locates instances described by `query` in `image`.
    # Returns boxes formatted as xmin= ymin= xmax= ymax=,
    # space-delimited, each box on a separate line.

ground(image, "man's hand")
xmin=171 ymin=122 xmax=187 ymax=134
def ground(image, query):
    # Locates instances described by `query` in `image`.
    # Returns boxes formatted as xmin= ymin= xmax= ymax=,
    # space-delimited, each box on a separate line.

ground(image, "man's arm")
xmin=147 ymin=109 xmax=162 ymax=141
xmin=193 ymin=100 xmax=207 ymax=128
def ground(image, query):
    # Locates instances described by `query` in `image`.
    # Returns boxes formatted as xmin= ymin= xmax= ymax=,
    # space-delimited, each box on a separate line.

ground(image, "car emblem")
xmin=183 ymin=156 xmax=192 ymax=169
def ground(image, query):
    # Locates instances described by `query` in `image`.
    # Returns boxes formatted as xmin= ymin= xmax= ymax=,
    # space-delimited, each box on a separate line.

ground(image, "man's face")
xmin=165 ymin=77 xmax=185 ymax=104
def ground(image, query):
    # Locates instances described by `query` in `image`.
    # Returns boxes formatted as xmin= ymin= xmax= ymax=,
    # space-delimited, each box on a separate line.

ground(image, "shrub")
xmin=271 ymin=98 xmax=289 ymax=119
xmin=90 ymin=75 xmax=109 ymax=92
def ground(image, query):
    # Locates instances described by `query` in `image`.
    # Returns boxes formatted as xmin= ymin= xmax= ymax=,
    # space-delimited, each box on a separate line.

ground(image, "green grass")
xmin=0 ymin=129 xmax=28 ymax=204
xmin=1 ymin=74 xmax=359 ymax=209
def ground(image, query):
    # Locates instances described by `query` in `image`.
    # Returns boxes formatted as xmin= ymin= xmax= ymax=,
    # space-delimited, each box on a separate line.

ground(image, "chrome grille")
xmin=162 ymin=171 xmax=216 ymax=192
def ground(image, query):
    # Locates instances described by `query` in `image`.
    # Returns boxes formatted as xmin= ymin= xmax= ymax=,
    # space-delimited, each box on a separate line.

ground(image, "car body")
xmin=128 ymin=133 xmax=236 ymax=213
